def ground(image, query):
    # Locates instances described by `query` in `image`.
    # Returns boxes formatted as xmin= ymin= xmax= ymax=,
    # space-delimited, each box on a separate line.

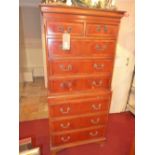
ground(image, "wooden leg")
xmin=51 ymin=149 xmax=61 ymax=155
xmin=51 ymin=150 xmax=58 ymax=155
xmin=96 ymin=139 xmax=106 ymax=147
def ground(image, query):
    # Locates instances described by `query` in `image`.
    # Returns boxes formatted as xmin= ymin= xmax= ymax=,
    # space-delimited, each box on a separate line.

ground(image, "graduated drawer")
xmin=49 ymin=98 xmax=110 ymax=117
xmin=50 ymin=114 xmax=108 ymax=132
xmin=46 ymin=21 xmax=84 ymax=36
xmin=86 ymin=23 xmax=118 ymax=37
xmin=48 ymin=76 xmax=111 ymax=93
xmin=49 ymin=59 xmax=113 ymax=76
xmin=47 ymin=39 xmax=115 ymax=58
xmin=51 ymin=127 xmax=105 ymax=146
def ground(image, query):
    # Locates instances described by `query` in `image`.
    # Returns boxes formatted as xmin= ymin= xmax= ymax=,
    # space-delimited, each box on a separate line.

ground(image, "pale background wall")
xmin=110 ymin=0 xmax=135 ymax=112
xmin=19 ymin=0 xmax=135 ymax=113
xmin=19 ymin=0 xmax=43 ymax=83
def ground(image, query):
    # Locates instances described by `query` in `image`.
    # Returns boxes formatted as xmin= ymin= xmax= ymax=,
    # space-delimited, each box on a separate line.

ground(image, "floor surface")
xmin=20 ymin=78 xmax=135 ymax=155
xmin=19 ymin=112 xmax=135 ymax=155
xmin=20 ymin=77 xmax=48 ymax=121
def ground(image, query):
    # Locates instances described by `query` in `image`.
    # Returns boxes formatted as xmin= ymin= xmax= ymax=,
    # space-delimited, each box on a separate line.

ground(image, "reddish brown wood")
xmin=47 ymin=39 xmax=116 ymax=58
xmin=48 ymin=76 xmax=111 ymax=93
xmin=129 ymin=138 xmax=135 ymax=155
xmin=50 ymin=114 xmax=108 ymax=132
xmin=51 ymin=127 xmax=105 ymax=146
xmin=49 ymin=58 xmax=114 ymax=76
xmin=40 ymin=4 xmax=125 ymax=152
xmin=48 ymin=89 xmax=111 ymax=101
xmin=46 ymin=21 xmax=84 ymax=36
xmin=40 ymin=4 xmax=125 ymax=18
xmin=51 ymin=138 xmax=106 ymax=152
xmin=49 ymin=98 xmax=110 ymax=117
xmin=86 ymin=23 xmax=119 ymax=37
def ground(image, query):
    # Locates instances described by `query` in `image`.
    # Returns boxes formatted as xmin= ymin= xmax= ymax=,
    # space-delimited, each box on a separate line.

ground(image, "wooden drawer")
xmin=50 ymin=114 xmax=108 ymax=132
xmin=46 ymin=21 xmax=84 ymax=36
xmin=51 ymin=127 xmax=105 ymax=146
xmin=49 ymin=98 xmax=110 ymax=117
xmin=47 ymin=39 xmax=115 ymax=58
xmin=48 ymin=76 xmax=111 ymax=93
xmin=86 ymin=23 xmax=118 ymax=37
xmin=49 ymin=59 xmax=113 ymax=76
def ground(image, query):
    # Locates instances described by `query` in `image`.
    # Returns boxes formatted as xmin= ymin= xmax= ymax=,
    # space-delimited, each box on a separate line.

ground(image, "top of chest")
xmin=40 ymin=5 xmax=125 ymax=20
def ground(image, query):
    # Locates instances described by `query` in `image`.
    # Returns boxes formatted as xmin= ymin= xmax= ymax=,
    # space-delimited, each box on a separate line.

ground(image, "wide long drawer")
xmin=48 ymin=75 xmax=111 ymax=93
xmin=49 ymin=97 xmax=110 ymax=117
xmin=47 ymin=39 xmax=116 ymax=58
xmin=50 ymin=114 xmax=108 ymax=132
xmin=51 ymin=127 xmax=105 ymax=146
xmin=48 ymin=59 xmax=113 ymax=76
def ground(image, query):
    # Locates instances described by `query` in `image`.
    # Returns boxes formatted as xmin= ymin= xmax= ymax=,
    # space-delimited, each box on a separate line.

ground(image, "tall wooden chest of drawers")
xmin=40 ymin=5 xmax=125 ymax=154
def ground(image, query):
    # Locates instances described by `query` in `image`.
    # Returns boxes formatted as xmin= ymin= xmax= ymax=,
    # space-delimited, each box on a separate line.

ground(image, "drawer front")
xmin=49 ymin=98 xmax=110 ymax=117
xmin=51 ymin=127 xmax=105 ymax=146
xmin=50 ymin=114 xmax=108 ymax=132
xmin=48 ymin=76 xmax=111 ymax=93
xmin=47 ymin=39 xmax=115 ymax=58
xmin=86 ymin=23 xmax=118 ymax=37
xmin=49 ymin=59 xmax=113 ymax=76
xmin=46 ymin=21 xmax=84 ymax=36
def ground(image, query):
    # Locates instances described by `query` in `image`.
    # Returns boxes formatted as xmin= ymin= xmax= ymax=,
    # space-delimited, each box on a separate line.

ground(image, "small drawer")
xmin=49 ymin=59 xmax=113 ymax=76
xmin=86 ymin=23 xmax=118 ymax=37
xmin=47 ymin=39 xmax=115 ymax=58
xmin=46 ymin=21 xmax=84 ymax=36
xmin=48 ymin=76 xmax=111 ymax=93
xmin=51 ymin=127 xmax=105 ymax=146
xmin=50 ymin=114 xmax=108 ymax=132
xmin=49 ymin=98 xmax=110 ymax=117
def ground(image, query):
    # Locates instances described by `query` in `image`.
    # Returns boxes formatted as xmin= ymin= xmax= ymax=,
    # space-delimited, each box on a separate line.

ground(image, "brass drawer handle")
xmin=90 ymin=118 xmax=100 ymax=124
xmin=89 ymin=131 xmax=98 ymax=137
xmin=96 ymin=25 xmax=108 ymax=32
xmin=60 ymin=82 xmax=72 ymax=89
xmin=61 ymin=136 xmax=70 ymax=142
xmin=103 ymin=25 xmax=108 ymax=32
xmin=92 ymin=80 xmax=103 ymax=87
xmin=58 ymin=25 xmax=72 ymax=33
xmin=93 ymin=64 xmax=104 ymax=70
xmin=95 ymin=44 xmax=107 ymax=51
xmin=96 ymin=25 xmax=101 ymax=32
xmin=60 ymin=122 xmax=70 ymax=129
xmin=92 ymin=104 xmax=102 ymax=110
xmin=60 ymin=107 xmax=71 ymax=114
xmin=58 ymin=26 xmax=64 ymax=32
xmin=59 ymin=64 xmax=72 ymax=71
xmin=67 ymin=26 xmax=72 ymax=33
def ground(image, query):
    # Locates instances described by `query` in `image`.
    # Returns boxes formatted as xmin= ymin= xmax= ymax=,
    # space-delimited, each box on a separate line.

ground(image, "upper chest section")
xmin=41 ymin=6 xmax=125 ymax=39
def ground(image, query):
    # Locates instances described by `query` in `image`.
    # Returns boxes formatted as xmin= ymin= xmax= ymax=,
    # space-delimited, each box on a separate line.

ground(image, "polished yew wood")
xmin=51 ymin=126 xmax=105 ymax=146
xmin=40 ymin=5 xmax=125 ymax=18
xmin=40 ymin=4 xmax=125 ymax=154
xmin=48 ymin=89 xmax=111 ymax=101
xmin=50 ymin=137 xmax=106 ymax=152
xmin=86 ymin=23 xmax=119 ymax=37
xmin=49 ymin=98 xmax=110 ymax=117
xmin=50 ymin=114 xmax=108 ymax=132
xmin=49 ymin=58 xmax=114 ymax=76
xmin=46 ymin=21 xmax=84 ymax=36
xmin=47 ymin=39 xmax=116 ymax=58
xmin=129 ymin=138 xmax=135 ymax=155
xmin=48 ymin=76 xmax=111 ymax=93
